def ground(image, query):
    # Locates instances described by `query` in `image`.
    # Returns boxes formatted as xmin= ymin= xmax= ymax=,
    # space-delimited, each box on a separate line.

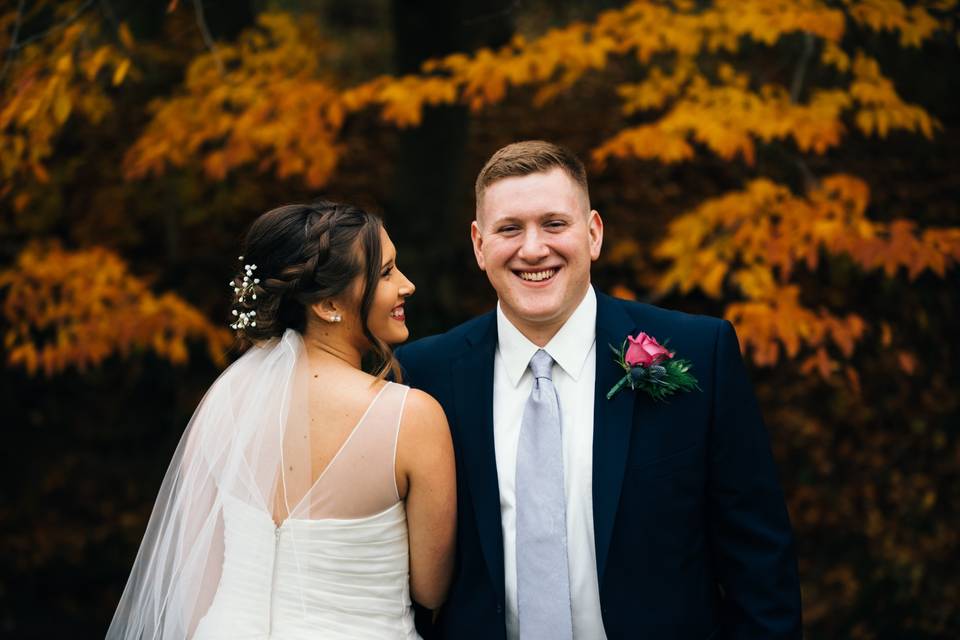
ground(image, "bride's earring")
xmin=310 ymin=300 xmax=342 ymax=324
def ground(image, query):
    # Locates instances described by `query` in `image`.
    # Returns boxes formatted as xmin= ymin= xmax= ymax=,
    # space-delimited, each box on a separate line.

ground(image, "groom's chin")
xmin=505 ymin=283 xmax=567 ymax=313
xmin=502 ymin=299 xmax=566 ymax=328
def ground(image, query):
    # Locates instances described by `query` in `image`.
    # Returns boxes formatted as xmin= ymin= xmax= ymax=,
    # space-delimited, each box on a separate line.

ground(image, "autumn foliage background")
xmin=2 ymin=0 xmax=958 ymax=637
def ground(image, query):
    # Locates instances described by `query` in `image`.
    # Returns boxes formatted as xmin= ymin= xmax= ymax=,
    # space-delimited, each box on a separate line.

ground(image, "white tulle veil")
xmin=107 ymin=329 xmax=316 ymax=639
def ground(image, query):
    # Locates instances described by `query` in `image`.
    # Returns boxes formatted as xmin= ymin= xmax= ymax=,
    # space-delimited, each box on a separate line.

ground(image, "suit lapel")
xmin=592 ymin=293 xmax=638 ymax=582
xmin=452 ymin=314 xmax=505 ymax=603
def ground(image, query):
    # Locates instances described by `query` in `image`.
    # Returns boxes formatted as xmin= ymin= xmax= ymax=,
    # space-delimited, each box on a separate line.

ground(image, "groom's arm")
xmin=708 ymin=320 xmax=802 ymax=639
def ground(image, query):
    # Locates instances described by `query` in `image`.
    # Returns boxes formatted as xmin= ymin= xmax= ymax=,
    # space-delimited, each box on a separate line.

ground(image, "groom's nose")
xmin=517 ymin=228 xmax=550 ymax=262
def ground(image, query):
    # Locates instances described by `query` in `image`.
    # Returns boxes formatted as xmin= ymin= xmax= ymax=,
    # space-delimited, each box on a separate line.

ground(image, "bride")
xmin=107 ymin=202 xmax=456 ymax=639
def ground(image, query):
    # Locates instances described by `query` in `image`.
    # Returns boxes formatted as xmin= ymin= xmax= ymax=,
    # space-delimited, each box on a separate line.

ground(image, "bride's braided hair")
xmin=231 ymin=201 xmax=399 ymax=379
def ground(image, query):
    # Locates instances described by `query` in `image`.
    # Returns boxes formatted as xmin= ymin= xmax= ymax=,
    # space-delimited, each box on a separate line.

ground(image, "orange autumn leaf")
xmin=896 ymin=350 xmax=918 ymax=375
xmin=124 ymin=0 xmax=951 ymax=196
xmin=5 ymin=0 xmax=954 ymax=378
xmin=656 ymin=174 xmax=955 ymax=366
xmin=0 ymin=1 xmax=133 ymax=197
xmin=0 ymin=243 xmax=231 ymax=376
xmin=124 ymin=12 xmax=343 ymax=187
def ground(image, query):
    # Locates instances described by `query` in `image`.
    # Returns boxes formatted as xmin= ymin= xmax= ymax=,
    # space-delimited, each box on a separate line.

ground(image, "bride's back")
xmin=295 ymin=365 xmax=408 ymax=520
xmin=192 ymin=339 xmax=419 ymax=640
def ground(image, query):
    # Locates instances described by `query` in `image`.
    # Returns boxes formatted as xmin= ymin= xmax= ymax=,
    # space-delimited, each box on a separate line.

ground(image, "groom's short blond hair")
xmin=475 ymin=140 xmax=590 ymax=214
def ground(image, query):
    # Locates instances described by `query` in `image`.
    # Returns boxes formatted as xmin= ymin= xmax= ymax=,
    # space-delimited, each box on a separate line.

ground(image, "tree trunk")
xmin=388 ymin=0 xmax=514 ymax=333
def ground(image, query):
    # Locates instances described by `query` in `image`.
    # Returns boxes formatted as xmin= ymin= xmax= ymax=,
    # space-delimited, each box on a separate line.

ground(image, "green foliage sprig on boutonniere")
xmin=606 ymin=332 xmax=700 ymax=401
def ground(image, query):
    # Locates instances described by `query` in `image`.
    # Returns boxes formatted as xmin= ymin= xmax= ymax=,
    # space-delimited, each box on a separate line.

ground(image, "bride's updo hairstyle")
xmin=231 ymin=201 xmax=398 ymax=378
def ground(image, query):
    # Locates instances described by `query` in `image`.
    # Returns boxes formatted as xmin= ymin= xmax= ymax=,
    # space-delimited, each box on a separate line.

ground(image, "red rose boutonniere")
xmin=606 ymin=331 xmax=700 ymax=401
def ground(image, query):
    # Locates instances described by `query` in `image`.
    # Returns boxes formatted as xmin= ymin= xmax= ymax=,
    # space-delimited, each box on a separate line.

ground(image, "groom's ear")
xmin=471 ymin=220 xmax=486 ymax=271
xmin=588 ymin=209 xmax=604 ymax=261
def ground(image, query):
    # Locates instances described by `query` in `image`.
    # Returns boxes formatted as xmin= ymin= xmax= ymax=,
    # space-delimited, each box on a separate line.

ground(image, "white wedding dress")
xmin=192 ymin=499 xmax=415 ymax=639
xmin=193 ymin=381 xmax=417 ymax=640
xmin=108 ymin=331 xmax=420 ymax=640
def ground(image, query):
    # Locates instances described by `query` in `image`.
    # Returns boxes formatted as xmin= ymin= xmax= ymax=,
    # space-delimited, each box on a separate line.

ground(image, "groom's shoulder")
xmin=397 ymin=311 xmax=495 ymax=366
xmin=603 ymin=291 xmax=721 ymax=327
xmin=600 ymin=292 xmax=725 ymax=338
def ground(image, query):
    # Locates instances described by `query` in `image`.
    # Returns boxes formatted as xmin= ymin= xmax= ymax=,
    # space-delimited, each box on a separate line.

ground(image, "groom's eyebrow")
xmin=535 ymin=211 xmax=575 ymax=222
xmin=495 ymin=211 xmax=572 ymax=224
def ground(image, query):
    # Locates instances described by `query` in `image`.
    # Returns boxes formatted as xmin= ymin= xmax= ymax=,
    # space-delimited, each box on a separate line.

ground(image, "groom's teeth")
xmin=519 ymin=269 xmax=557 ymax=282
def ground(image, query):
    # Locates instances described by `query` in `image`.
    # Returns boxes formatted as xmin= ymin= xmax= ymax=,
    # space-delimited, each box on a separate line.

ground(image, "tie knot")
xmin=529 ymin=349 xmax=554 ymax=380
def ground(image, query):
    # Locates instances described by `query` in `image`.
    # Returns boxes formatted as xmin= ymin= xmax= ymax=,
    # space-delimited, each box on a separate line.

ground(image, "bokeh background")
xmin=2 ymin=1 xmax=958 ymax=637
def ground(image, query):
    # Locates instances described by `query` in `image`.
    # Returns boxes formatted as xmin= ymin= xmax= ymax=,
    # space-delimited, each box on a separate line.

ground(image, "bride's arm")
xmin=396 ymin=389 xmax=457 ymax=610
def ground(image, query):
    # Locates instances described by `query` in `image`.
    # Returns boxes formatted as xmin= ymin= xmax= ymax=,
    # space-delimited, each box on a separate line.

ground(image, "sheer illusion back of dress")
xmin=294 ymin=381 xmax=406 ymax=520
xmin=194 ymin=380 xmax=415 ymax=640
xmin=107 ymin=331 xmax=418 ymax=640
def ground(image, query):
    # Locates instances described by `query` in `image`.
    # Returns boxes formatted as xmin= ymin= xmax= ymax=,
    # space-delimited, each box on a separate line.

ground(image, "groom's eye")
xmin=545 ymin=220 xmax=567 ymax=230
xmin=498 ymin=225 xmax=521 ymax=234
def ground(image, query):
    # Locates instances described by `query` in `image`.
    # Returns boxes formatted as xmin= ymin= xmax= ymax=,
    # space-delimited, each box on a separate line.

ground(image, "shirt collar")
xmin=496 ymin=285 xmax=597 ymax=387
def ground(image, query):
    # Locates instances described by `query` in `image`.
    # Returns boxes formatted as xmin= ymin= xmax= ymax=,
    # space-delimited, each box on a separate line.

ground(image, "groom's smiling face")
xmin=472 ymin=167 xmax=603 ymax=344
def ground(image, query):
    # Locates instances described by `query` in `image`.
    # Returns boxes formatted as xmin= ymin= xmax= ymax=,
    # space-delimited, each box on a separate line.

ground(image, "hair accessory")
xmin=228 ymin=261 xmax=260 ymax=331
xmin=230 ymin=308 xmax=257 ymax=330
xmin=232 ymin=263 xmax=259 ymax=303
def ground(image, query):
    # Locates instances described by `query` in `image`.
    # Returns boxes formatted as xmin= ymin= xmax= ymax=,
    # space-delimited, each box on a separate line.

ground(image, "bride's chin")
xmin=376 ymin=329 xmax=408 ymax=346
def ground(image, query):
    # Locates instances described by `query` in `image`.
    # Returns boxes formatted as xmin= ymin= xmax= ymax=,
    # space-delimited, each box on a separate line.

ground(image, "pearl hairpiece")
xmin=230 ymin=308 xmax=256 ymax=330
xmin=229 ymin=255 xmax=260 ymax=331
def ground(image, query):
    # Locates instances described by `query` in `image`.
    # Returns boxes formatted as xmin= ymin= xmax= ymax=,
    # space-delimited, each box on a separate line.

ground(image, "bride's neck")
xmin=302 ymin=328 xmax=363 ymax=371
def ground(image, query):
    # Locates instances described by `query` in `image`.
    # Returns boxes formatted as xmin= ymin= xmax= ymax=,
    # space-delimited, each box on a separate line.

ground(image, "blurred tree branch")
xmin=191 ymin=0 xmax=223 ymax=75
xmin=0 ymin=0 xmax=26 ymax=83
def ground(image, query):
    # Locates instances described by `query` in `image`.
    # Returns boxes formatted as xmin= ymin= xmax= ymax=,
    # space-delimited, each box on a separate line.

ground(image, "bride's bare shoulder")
xmin=399 ymin=388 xmax=448 ymax=435
xmin=306 ymin=366 xmax=389 ymax=414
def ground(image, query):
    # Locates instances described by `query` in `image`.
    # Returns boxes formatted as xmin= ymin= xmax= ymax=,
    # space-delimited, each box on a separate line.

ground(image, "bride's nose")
xmin=399 ymin=272 xmax=415 ymax=297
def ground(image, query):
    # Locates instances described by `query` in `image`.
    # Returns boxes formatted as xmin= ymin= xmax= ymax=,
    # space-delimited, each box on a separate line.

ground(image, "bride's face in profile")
xmin=311 ymin=226 xmax=414 ymax=351
xmin=362 ymin=227 xmax=415 ymax=346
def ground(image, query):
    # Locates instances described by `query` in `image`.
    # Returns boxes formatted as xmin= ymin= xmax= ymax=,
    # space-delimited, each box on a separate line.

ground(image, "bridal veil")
xmin=107 ymin=330 xmax=321 ymax=639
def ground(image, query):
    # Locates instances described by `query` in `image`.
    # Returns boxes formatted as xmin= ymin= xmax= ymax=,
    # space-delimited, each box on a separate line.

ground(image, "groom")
xmin=396 ymin=141 xmax=801 ymax=639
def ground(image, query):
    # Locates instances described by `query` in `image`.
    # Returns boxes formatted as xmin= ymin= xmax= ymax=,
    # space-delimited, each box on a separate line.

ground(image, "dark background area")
xmin=1 ymin=1 xmax=958 ymax=637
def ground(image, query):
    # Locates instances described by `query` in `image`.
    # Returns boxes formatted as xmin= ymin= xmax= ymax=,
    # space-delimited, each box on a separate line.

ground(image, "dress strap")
xmin=295 ymin=382 xmax=410 ymax=519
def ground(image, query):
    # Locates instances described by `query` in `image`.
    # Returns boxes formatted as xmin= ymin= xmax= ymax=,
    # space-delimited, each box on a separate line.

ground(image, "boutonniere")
xmin=606 ymin=331 xmax=700 ymax=401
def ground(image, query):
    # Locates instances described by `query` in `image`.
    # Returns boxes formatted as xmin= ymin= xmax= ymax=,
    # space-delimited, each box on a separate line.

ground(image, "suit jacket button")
xmin=496 ymin=604 xmax=503 ymax=613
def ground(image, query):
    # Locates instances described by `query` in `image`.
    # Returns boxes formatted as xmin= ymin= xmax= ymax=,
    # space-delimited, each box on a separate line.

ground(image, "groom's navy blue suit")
xmin=396 ymin=291 xmax=801 ymax=639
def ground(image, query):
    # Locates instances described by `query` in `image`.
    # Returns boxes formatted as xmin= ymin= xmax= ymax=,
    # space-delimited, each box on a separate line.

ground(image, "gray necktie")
xmin=516 ymin=349 xmax=573 ymax=639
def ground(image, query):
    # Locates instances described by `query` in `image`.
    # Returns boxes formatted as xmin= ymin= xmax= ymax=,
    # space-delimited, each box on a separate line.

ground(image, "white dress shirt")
xmin=494 ymin=286 xmax=607 ymax=640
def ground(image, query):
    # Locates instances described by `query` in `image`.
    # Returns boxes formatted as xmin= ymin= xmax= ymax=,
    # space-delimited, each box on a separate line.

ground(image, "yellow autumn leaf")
xmin=52 ymin=91 xmax=72 ymax=124
xmin=112 ymin=59 xmax=131 ymax=86
xmin=119 ymin=22 xmax=135 ymax=49
xmin=0 ymin=243 xmax=231 ymax=376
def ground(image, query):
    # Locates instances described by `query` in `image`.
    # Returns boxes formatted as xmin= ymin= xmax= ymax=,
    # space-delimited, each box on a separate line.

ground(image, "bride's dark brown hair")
xmin=231 ymin=201 xmax=400 ymax=380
